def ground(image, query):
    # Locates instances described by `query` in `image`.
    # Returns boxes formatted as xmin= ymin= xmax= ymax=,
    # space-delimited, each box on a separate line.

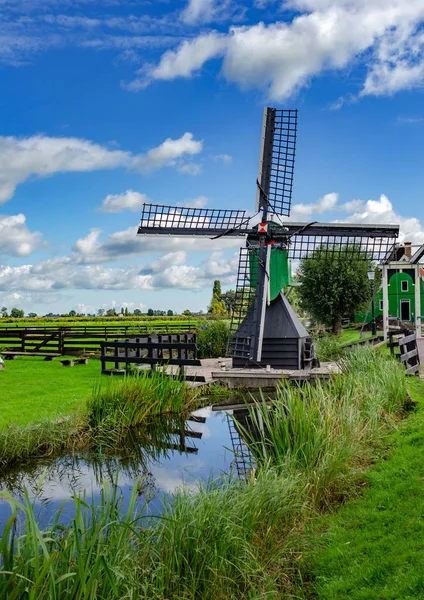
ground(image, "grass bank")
xmin=0 ymin=369 xmax=200 ymax=468
xmin=301 ymin=376 xmax=424 ymax=600
xmin=0 ymin=347 xmax=413 ymax=599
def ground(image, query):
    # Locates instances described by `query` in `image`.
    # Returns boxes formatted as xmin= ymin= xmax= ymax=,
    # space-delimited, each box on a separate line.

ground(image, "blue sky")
xmin=1 ymin=0 xmax=424 ymax=315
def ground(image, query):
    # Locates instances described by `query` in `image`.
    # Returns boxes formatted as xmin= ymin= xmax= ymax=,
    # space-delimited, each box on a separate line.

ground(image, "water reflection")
xmin=0 ymin=406 xmax=258 ymax=533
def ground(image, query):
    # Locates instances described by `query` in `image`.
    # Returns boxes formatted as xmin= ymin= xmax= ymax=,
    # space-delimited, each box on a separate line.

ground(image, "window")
xmin=401 ymin=280 xmax=409 ymax=292
xmin=379 ymin=300 xmax=384 ymax=311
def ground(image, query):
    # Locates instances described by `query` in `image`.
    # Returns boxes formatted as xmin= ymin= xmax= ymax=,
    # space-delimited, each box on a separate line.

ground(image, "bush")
xmin=197 ymin=320 xmax=229 ymax=358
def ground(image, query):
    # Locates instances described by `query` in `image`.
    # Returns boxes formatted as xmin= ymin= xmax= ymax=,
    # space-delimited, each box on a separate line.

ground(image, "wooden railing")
xmin=0 ymin=324 xmax=196 ymax=356
xmin=100 ymin=334 xmax=203 ymax=381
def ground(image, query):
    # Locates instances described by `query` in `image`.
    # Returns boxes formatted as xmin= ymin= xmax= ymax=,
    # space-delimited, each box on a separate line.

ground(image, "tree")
xmin=10 ymin=308 xmax=24 ymax=318
xmin=68 ymin=310 xmax=77 ymax=317
xmin=97 ymin=308 xmax=105 ymax=317
xmin=28 ymin=312 xmax=37 ymax=318
xmin=298 ymin=247 xmax=371 ymax=335
xmin=106 ymin=308 xmax=115 ymax=317
xmin=147 ymin=308 xmax=154 ymax=316
xmin=124 ymin=307 xmax=129 ymax=316
xmin=133 ymin=309 xmax=142 ymax=316
xmin=167 ymin=310 xmax=174 ymax=316
xmin=1 ymin=307 xmax=7 ymax=318
xmin=208 ymin=280 xmax=227 ymax=315
xmin=183 ymin=309 xmax=191 ymax=316
xmin=221 ymin=289 xmax=236 ymax=318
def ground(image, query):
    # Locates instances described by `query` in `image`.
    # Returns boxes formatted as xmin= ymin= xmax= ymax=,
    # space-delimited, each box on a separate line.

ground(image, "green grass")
xmin=0 ymin=348 xmax=414 ymax=599
xmin=0 ymin=356 xmax=100 ymax=428
xmin=303 ymin=377 xmax=424 ymax=600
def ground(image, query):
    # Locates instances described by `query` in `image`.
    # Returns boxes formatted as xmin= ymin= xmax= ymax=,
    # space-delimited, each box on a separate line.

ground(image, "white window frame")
xmin=379 ymin=299 xmax=384 ymax=311
xmin=401 ymin=279 xmax=409 ymax=292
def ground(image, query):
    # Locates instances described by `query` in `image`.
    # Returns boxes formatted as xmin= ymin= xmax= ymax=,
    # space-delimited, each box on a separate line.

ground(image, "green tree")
xmin=97 ymin=308 xmax=105 ymax=317
xmin=10 ymin=308 xmax=24 ymax=318
xmin=208 ymin=280 xmax=227 ymax=315
xmin=28 ymin=312 xmax=37 ymax=318
xmin=147 ymin=308 xmax=154 ymax=316
xmin=133 ymin=309 xmax=142 ymax=316
xmin=183 ymin=309 xmax=191 ymax=316
xmin=298 ymin=247 xmax=371 ymax=335
xmin=167 ymin=310 xmax=174 ymax=316
xmin=1 ymin=307 xmax=7 ymax=318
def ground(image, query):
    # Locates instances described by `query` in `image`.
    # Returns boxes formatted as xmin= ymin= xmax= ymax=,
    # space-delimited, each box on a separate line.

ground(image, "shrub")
xmin=197 ymin=320 xmax=229 ymax=358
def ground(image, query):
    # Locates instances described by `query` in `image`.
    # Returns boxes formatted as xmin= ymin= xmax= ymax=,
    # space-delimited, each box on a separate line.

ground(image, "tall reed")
xmin=87 ymin=369 xmax=199 ymax=433
xmin=239 ymin=347 xmax=407 ymax=505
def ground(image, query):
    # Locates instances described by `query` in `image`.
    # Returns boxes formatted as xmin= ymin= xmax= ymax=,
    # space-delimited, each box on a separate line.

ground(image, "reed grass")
xmin=87 ymin=369 xmax=199 ymax=431
xmin=0 ymin=370 xmax=199 ymax=468
xmin=240 ymin=346 xmax=407 ymax=505
xmin=0 ymin=347 xmax=411 ymax=599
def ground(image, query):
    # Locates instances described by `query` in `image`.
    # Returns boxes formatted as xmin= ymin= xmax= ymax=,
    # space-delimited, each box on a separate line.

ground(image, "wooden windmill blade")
xmin=138 ymin=203 xmax=251 ymax=237
xmin=256 ymin=108 xmax=298 ymax=217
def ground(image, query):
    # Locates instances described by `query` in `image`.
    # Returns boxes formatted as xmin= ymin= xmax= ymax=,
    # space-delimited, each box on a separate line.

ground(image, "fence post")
xmin=21 ymin=330 xmax=26 ymax=352
xmin=114 ymin=339 xmax=120 ymax=370
xmin=59 ymin=329 xmax=65 ymax=355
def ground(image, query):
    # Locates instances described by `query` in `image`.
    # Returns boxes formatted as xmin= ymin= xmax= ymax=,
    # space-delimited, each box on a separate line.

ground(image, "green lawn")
xmin=339 ymin=328 xmax=379 ymax=345
xmin=0 ymin=356 xmax=102 ymax=428
xmin=305 ymin=378 xmax=424 ymax=599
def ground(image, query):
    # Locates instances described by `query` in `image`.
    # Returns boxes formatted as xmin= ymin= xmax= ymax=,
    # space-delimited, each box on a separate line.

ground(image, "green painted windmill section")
xmin=249 ymin=248 xmax=291 ymax=301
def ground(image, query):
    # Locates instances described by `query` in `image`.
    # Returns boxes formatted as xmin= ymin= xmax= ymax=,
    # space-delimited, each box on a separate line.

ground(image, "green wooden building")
xmin=355 ymin=269 xmax=424 ymax=325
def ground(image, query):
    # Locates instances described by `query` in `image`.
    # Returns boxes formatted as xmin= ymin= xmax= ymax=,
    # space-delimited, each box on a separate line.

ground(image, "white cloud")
xmin=181 ymin=0 xmax=243 ymax=25
xmin=0 ymin=135 xmax=129 ymax=204
xmin=290 ymin=192 xmax=339 ymax=219
xmin=132 ymin=0 xmax=424 ymax=101
xmin=339 ymin=193 xmax=424 ymax=244
xmin=212 ymin=153 xmax=232 ymax=164
xmin=99 ymin=190 xmax=149 ymax=213
xmin=177 ymin=196 xmax=208 ymax=208
xmin=0 ymin=132 xmax=203 ymax=204
xmin=294 ymin=191 xmax=424 ymax=245
xmin=0 ymin=213 xmax=43 ymax=256
xmin=132 ymin=132 xmax=203 ymax=172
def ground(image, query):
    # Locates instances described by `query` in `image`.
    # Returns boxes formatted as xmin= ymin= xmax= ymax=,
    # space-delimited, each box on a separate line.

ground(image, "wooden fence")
xmin=100 ymin=334 xmax=203 ymax=380
xmin=0 ymin=324 xmax=196 ymax=356
xmin=388 ymin=329 xmax=420 ymax=375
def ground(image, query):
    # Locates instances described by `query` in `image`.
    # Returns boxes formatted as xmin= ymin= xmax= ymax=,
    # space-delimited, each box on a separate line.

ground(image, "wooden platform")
xmin=211 ymin=364 xmax=340 ymax=389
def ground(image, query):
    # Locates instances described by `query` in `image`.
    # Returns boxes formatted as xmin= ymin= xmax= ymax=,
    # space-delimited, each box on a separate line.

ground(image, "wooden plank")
xmin=400 ymin=348 xmax=419 ymax=362
xmin=406 ymin=364 xmax=420 ymax=375
xmin=398 ymin=333 xmax=417 ymax=346
xmin=2 ymin=351 xmax=60 ymax=357
xmin=101 ymin=356 xmax=201 ymax=366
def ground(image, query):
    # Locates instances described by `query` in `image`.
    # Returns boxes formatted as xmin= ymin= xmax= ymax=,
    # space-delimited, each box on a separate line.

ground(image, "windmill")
xmin=137 ymin=108 xmax=399 ymax=370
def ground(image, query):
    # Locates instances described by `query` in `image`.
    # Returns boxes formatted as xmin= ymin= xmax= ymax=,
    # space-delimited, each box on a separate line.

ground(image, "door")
xmin=400 ymin=299 xmax=411 ymax=321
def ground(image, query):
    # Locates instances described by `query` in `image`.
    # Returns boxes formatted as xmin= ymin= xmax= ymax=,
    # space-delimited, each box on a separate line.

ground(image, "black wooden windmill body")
xmin=137 ymin=108 xmax=399 ymax=370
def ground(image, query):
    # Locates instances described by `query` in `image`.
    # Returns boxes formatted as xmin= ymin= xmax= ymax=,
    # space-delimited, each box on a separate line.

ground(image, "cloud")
xmin=212 ymin=153 xmax=232 ymax=164
xmin=132 ymin=132 xmax=203 ymax=172
xmin=0 ymin=247 xmax=239 ymax=295
xmin=0 ymin=213 xmax=43 ymax=256
xmin=132 ymin=0 xmax=424 ymax=101
xmin=0 ymin=132 xmax=203 ymax=204
xmin=99 ymin=190 xmax=149 ymax=213
xmin=177 ymin=196 xmax=208 ymax=208
xmin=338 ymin=194 xmax=424 ymax=244
xmin=0 ymin=135 xmax=129 ymax=204
xmin=181 ymin=0 xmax=244 ymax=25
xmin=290 ymin=192 xmax=339 ymax=219
xmin=294 ymin=191 xmax=424 ymax=245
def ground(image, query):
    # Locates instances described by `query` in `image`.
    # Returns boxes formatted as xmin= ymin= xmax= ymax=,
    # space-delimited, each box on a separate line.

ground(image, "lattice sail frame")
xmin=138 ymin=204 xmax=249 ymax=237
xmin=256 ymin=108 xmax=297 ymax=217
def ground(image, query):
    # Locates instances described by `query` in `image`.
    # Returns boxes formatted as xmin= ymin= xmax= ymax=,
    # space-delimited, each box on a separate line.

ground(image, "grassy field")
xmin=302 ymin=377 xmax=424 ymax=599
xmin=0 ymin=356 xmax=101 ymax=428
